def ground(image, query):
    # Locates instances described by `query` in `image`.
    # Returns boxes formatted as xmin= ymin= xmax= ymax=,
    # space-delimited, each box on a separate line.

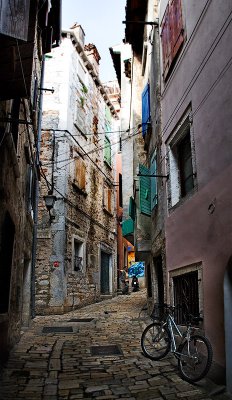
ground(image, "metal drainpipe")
xmin=30 ymin=55 xmax=46 ymax=319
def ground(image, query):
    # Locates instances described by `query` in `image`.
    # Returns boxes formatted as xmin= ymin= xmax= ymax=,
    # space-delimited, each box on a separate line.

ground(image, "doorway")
xmin=0 ymin=211 xmax=15 ymax=362
xmin=0 ymin=212 xmax=15 ymax=313
xmin=100 ymin=251 xmax=110 ymax=294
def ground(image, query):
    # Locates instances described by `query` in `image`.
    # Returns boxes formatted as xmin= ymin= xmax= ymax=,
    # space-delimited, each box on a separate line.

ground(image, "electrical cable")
xmin=41 ymin=126 xmax=140 ymax=167
xmin=39 ymin=166 xmax=117 ymax=236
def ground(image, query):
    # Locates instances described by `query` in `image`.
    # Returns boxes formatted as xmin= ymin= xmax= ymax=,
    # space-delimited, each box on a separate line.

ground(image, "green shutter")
xmin=104 ymin=136 xmax=111 ymax=165
xmin=139 ymin=164 xmax=151 ymax=216
xmin=150 ymin=152 xmax=158 ymax=209
xmin=129 ymin=196 xmax=136 ymax=220
xmin=122 ymin=218 xmax=134 ymax=237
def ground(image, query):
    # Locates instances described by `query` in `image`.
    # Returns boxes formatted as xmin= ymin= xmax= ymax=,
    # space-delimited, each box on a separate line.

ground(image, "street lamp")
xmin=44 ymin=191 xmax=57 ymax=221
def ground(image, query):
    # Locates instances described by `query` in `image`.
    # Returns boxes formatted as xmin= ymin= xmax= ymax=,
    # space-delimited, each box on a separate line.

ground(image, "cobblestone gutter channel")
xmin=0 ymin=290 xmax=231 ymax=400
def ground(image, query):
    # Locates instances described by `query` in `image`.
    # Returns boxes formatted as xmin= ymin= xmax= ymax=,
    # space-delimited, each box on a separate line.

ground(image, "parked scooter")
xmin=131 ymin=275 xmax=139 ymax=292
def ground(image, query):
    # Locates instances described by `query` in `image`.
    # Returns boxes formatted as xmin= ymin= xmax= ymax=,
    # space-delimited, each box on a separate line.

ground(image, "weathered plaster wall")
xmin=160 ymin=0 xmax=232 ymax=371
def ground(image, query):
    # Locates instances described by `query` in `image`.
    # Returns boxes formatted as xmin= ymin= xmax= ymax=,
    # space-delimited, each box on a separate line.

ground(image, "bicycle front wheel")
xmin=141 ymin=322 xmax=171 ymax=360
xmin=178 ymin=334 xmax=213 ymax=383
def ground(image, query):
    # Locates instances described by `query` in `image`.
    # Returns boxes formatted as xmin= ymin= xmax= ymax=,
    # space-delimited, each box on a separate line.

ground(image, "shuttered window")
xmin=161 ymin=0 xmax=185 ymax=80
xmin=139 ymin=164 xmax=151 ymax=216
xmin=170 ymin=0 xmax=185 ymax=59
xmin=73 ymin=158 xmax=86 ymax=191
xmin=142 ymin=83 xmax=150 ymax=138
xmin=103 ymin=184 xmax=112 ymax=214
xmin=161 ymin=4 xmax=172 ymax=80
xmin=150 ymin=152 xmax=158 ymax=210
xmin=104 ymin=136 xmax=111 ymax=166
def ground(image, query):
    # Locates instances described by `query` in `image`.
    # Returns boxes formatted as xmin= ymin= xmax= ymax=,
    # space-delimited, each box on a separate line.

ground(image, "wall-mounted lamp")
xmin=44 ymin=191 xmax=57 ymax=221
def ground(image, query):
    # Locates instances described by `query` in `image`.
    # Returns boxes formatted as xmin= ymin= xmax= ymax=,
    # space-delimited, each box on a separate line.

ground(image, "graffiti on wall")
xmin=128 ymin=262 xmax=145 ymax=278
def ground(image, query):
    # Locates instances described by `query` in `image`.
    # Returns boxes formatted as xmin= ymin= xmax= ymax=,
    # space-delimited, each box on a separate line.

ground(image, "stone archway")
xmin=224 ymin=256 xmax=232 ymax=394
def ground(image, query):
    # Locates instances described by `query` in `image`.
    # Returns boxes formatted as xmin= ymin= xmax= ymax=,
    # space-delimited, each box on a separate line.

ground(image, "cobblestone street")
xmin=0 ymin=290 xmax=231 ymax=400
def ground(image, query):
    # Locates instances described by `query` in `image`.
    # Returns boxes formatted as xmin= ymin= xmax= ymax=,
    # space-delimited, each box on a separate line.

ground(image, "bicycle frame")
xmin=166 ymin=314 xmax=183 ymax=353
xmin=165 ymin=313 xmax=194 ymax=360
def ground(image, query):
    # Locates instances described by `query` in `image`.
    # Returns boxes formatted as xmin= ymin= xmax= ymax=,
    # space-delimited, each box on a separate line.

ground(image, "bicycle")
xmin=141 ymin=303 xmax=213 ymax=383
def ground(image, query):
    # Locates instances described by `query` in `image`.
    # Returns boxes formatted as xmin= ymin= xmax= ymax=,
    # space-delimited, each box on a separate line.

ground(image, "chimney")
xmin=84 ymin=43 xmax=101 ymax=76
xmin=70 ymin=23 xmax=85 ymax=47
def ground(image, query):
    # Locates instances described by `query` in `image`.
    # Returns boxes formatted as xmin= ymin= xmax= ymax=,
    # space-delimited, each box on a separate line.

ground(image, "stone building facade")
xmin=0 ymin=0 xmax=61 ymax=361
xmin=35 ymin=26 xmax=119 ymax=315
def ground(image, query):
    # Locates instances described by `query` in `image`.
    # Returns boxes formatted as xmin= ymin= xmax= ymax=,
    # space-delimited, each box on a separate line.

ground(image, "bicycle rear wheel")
xmin=141 ymin=322 xmax=171 ymax=360
xmin=178 ymin=334 xmax=213 ymax=383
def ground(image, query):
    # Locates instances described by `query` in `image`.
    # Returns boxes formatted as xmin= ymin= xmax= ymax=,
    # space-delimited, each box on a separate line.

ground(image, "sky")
xmin=61 ymin=0 xmax=126 ymax=83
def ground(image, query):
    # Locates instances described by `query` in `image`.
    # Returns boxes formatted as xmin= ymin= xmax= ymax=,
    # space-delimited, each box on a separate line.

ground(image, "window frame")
xmin=72 ymin=235 xmax=86 ymax=274
xmin=169 ymin=263 xmax=203 ymax=325
xmin=166 ymin=109 xmax=196 ymax=208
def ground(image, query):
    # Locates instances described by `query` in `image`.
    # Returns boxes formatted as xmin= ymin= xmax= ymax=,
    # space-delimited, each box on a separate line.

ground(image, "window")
xmin=178 ymin=132 xmax=194 ymax=197
xmin=72 ymin=237 xmax=85 ymax=273
xmin=139 ymin=164 xmax=151 ymax=216
xmin=166 ymin=111 xmax=196 ymax=207
xmin=103 ymin=183 xmax=112 ymax=214
xmin=141 ymin=83 xmax=150 ymax=138
xmin=104 ymin=135 xmax=111 ymax=166
xmin=173 ymin=271 xmax=199 ymax=324
xmin=73 ymin=157 xmax=86 ymax=192
xmin=161 ymin=0 xmax=185 ymax=80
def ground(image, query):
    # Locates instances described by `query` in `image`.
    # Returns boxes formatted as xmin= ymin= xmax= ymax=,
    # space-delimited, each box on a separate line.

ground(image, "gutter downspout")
xmin=30 ymin=55 xmax=46 ymax=318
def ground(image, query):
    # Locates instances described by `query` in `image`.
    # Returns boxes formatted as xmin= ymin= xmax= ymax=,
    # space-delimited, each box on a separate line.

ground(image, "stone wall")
xmin=35 ymin=32 xmax=118 ymax=315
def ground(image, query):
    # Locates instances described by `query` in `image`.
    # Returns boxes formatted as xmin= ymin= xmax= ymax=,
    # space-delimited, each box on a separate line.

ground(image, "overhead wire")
xmin=41 ymin=126 xmax=141 ymax=167
xmin=39 ymin=166 xmax=117 ymax=235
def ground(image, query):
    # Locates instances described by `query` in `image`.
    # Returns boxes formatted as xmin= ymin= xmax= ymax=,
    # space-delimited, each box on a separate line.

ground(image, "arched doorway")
xmin=224 ymin=256 xmax=232 ymax=394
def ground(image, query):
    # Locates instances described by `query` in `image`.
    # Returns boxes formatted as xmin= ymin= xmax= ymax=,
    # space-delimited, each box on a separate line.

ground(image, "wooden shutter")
xmin=74 ymin=158 xmax=86 ymax=190
xmin=103 ymin=184 xmax=112 ymax=213
xmin=141 ymin=83 xmax=150 ymax=137
xmin=139 ymin=164 xmax=151 ymax=216
xmin=161 ymin=4 xmax=172 ymax=79
xmin=0 ymin=0 xmax=30 ymax=40
xmin=170 ymin=0 xmax=184 ymax=60
xmin=150 ymin=152 xmax=158 ymax=209
xmin=104 ymin=136 xmax=111 ymax=166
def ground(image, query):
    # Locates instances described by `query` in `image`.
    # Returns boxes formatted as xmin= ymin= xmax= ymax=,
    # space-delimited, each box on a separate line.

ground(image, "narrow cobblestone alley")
xmin=0 ymin=290 xmax=231 ymax=400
